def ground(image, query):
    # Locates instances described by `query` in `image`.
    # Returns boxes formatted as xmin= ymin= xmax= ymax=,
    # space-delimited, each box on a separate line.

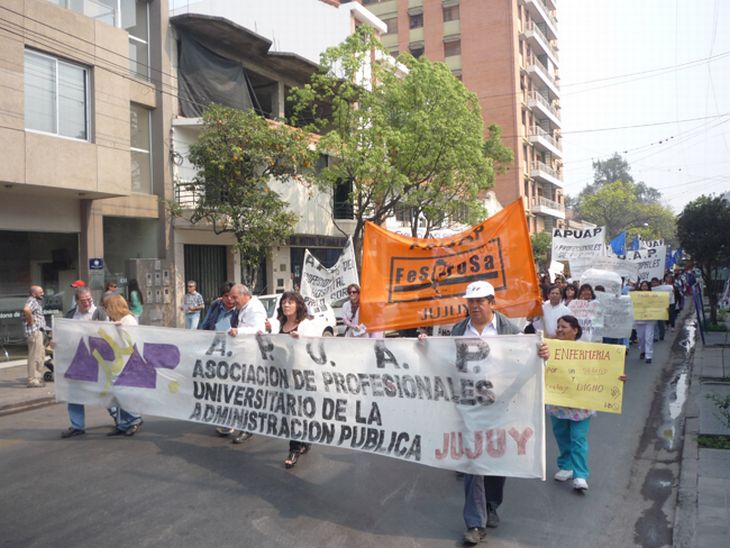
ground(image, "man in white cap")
xmin=450 ymin=280 xmax=549 ymax=545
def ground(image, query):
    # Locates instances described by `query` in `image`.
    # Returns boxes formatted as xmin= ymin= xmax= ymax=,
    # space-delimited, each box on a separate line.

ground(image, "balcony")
xmin=174 ymin=181 xmax=204 ymax=210
xmin=531 ymin=161 xmax=563 ymax=187
xmin=525 ymin=58 xmax=560 ymax=96
xmin=528 ymin=126 xmax=562 ymax=157
xmin=531 ymin=195 xmax=565 ymax=219
xmin=523 ymin=21 xmax=559 ymax=65
xmin=527 ymin=91 xmax=561 ymax=126
xmin=523 ymin=0 xmax=558 ymax=39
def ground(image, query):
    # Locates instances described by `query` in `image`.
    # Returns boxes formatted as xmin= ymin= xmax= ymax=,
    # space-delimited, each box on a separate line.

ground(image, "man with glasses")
xmin=181 ymin=280 xmax=205 ymax=329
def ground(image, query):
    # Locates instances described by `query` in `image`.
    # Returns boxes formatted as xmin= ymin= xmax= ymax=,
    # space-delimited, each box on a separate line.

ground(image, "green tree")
xmin=577 ymin=180 xmax=676 ymax=242
xmin=289 ymin=26 xmax=503 ymax=262
xmin=172 ymin=104 xmax=314 ymax=287
xmin=676 ymin=195 xmax=730 ymax=325
xmin=531 ymin=232 xmax=552 ymax=270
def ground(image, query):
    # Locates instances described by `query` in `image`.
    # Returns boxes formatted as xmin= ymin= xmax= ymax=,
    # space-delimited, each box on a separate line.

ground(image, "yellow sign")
xmin=630 ymin=291 xmax=669 ymax=320
xmin=545 ymin=339 xmax=626 ymax=414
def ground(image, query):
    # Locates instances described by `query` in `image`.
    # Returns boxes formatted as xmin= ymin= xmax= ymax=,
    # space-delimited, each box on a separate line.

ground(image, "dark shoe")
xmin=486 ymin=504 xmax=500 ymax=528
xmin=106 ymin=428 xmax=124 ymax=436
xmin=61 ymin=427 xmax=85 ymax=439
xmin=639 ymin=352 xmax=645 ymax=360
xmin=232 ymin=431 xmax=253 ymax=444
xmin=124 ymin=421 xmax=143 ymax=437
xmin=284 ymin=449 xmax=300 ymax=469
xmin=462 ymin=527 xmax=487 ymax=545
xmin=646 ymin=358 xmax=652 ymax=364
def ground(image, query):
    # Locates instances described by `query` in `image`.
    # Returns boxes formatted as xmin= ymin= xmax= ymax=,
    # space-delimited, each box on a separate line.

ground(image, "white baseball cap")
xmin=464 ymin=281 xmax=495 ymax=299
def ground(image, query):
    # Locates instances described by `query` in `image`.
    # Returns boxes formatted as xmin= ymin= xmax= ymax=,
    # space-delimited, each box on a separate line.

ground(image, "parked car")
xmin=257 ymin=293 xmax=337 ymax=337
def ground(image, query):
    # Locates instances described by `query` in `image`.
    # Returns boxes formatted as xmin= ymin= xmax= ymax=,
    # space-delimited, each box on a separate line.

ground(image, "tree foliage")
xmin=531 ymin=232 xmax=552 ymax=270
xmin=289 ymin=26 xmax=505 ymax=260
xmin=175 ymin=104 xmax=314 ymax=287
xmin=677 ymin=195 xmax=730 ymax=324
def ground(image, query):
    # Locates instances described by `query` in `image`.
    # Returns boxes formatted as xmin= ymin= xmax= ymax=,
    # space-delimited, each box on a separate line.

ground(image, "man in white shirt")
xmin=533 ymin=285 xmax=572 ymax=338
xmin=225 ymin=284 xmax=268 ymax=444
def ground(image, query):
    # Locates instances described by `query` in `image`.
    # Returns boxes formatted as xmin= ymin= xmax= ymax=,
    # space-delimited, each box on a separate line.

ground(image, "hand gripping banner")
xmin=359 ymin=200 xmax=542 ymax=332
xmin=54 ymin=319 xmax=545 ymax=478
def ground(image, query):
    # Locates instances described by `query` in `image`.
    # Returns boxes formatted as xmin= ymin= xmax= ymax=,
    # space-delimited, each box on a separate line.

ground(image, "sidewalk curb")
xmin=0 ymin=396 xmax=57 ymax=417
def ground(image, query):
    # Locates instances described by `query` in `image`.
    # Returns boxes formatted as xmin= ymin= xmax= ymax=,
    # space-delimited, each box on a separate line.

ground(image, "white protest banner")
xmin=551 ymin=226 xmax=606 ymax=261
xmin=640 ymin=239 xmax=665 ymax=249
xmin=580 ymin=268 xmax=623 ymax=296
xmin=548 ymin=260 xmax=564 ymax=282
xmin=596 ymin=293 xmax=634 ymax=339
xmin=300 ymin=238 xmax=359 ymax=314
xmin=53 ymin=319 xmax=545 ymax=478
xmin=626 ymin=246 xmax=667 ymax=282
xmin=567 ymin=299 xmax=605 ymax=342
xmin=569 ymin=255 xmax=639 ymax=281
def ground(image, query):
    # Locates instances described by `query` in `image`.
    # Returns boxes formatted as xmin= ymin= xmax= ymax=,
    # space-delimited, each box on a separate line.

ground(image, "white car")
xmin=257 ymin=293 xmax=337 ymax=337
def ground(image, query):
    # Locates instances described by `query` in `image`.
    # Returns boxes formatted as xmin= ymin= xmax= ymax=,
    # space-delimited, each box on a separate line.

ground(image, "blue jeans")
xmin=550 ymin=415 xmax=591 ymax=480
xmin=463 ymin=474 xmax=506 ymax=528
xmin=185 ymin=313 xmax=200 ymax=330
xmin=68 ymin=403 xmax=85 ymax=430
xmin=107 ymin=406 xmax=142 ymax=432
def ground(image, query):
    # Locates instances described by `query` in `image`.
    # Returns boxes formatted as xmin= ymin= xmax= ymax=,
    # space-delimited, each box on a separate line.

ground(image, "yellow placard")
xmin=545 ymin=339 xmax=626 ymax=414
xmin=630 ymin=291 xmax=669 ymax=320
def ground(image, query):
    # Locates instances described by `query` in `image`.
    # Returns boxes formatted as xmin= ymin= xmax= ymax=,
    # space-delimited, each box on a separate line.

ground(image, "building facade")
xmin=361 ymin=0 xmax=565 ymax=234
xmin=0 ymin=0 xmax=175 ymax=338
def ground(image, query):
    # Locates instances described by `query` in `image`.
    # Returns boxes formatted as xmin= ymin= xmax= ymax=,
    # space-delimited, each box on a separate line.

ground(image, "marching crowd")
xmin=18 ymin=262 xmax=695 ymax=546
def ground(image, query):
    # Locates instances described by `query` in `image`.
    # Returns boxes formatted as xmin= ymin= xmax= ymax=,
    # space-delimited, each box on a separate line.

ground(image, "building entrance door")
xmin=183 ymin=245 xmax=227 ymax=314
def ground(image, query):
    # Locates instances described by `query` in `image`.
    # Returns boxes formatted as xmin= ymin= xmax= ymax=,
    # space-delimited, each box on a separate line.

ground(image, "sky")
xmin=559 ymin=0 xmax=730 ymax=214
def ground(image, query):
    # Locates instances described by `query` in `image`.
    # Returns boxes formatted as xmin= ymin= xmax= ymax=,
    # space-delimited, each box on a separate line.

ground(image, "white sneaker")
xmin=554 ymin=469 xmax=573 ymax=481
xmin=572 ymin=478 xmax=589 ymax=491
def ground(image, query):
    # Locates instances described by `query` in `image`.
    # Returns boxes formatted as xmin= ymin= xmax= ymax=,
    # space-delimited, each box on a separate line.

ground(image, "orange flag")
xmin=360 ymin=199 xmax=541 ymax=332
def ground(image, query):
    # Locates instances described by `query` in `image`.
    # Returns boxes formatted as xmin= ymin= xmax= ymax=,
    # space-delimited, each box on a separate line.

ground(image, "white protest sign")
xmin=551 ymin=227 xmax=606 ymax=261
xmin=53 ymin=319 xmax=545 ymax=478
xmin=567 ymin=299 xmax=605 ymax=342
xmin=580 ymin=268 xmax=623 ymax=296
xmin=569 ymin=255 xmax=639 ymax=281
xmin=548 ymin=260 xmax=564 ymax=282
xmin=640 ymin=239 xmax=664 ymax=249
xmin=300 ymin=238 xmax=359 ymax=314
xmin=596 ymin=293 xmax=634 ymax=339
xmin=626 ymin=246 xmax=667 ymax=282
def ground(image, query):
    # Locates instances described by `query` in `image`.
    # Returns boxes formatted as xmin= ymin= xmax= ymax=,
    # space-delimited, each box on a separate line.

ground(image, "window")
xmin=130 ymin=103 xmax=152 ymax=193
xmin=443 ymin=5 xmax=460 ymax=22
xmin=49 ymin=1 xmax=150 ymax=80
xmin=444 ymin=39 xmax=461 ymax=57
xmin=24 ymin=50 xmax=89 ymax=140
xmin=409 ymin=45 xmax=424 ymax=59
xmin=122 ymin=0 xmax=150 ymax=80
xmin=333 ymin=178 xmax=354 ymax=220
xmin=383 ymin=17 xmax=398 ymax=34
xmin=409 ymin=12 xmax=423 ymax=29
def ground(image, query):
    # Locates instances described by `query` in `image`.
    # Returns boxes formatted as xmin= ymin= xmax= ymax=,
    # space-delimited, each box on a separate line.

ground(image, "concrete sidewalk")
xmin=0 ymin=361 xmax=56 ymax=416
xmin=675 ymin=320 xmax=730 ymax=547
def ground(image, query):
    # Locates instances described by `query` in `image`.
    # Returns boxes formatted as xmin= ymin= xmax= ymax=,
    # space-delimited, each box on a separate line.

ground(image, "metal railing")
xmin=174 ymin=181 xmax=205 ymax=209
xmin=525 ymin=21 xmax=559 ymax=59
xmin=531 ymin=161 xmax=562 ymax=181
xmin=533 ymin=195 xmax=565 ymax=213
xmin=529 ymin=126 xmax=562 ymax=150
xmin=528 ymin=58 xmax=558 ymax=87
xmin=527 ymin=91 xmax=560 ymax=119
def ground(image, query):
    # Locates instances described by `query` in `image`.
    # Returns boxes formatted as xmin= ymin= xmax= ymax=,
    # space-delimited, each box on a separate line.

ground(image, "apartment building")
xmin=0 ymin=0 xmax=175 ymax=335
xmin=361 ymin=0 xmax=565 ymax=234
xmin=168 ymin=0 xmax=385 ymax=297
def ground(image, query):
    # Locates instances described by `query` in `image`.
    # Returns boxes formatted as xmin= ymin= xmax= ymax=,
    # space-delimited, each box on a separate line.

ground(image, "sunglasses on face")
xmin=348 ymin=290 xmax=359 ymax=294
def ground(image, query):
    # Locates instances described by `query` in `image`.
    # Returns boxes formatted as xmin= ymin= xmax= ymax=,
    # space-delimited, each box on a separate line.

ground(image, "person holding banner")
xmin=341 ymin=283 xmax=383 ymax=338
xmin=547 ymin=315 xmax=594 ymax=492
xmin=633 ymin=281 xmax=655 ymax=364
xmin=277 ymin=291 xmax=319 ymax=468
xmin=562 ymin=283 xmax=578 ymax=307
xmin=426 ymin=281 xmax=550 ymax=545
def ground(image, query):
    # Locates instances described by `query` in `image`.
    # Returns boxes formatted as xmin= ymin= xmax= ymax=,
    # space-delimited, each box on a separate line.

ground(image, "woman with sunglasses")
xmin=341 ymin=283 xmax=383 ymax=338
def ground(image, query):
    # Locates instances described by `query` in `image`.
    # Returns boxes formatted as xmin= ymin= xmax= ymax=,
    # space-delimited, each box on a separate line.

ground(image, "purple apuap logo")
xmin=65 ymin=328 xmax=180 ymax=392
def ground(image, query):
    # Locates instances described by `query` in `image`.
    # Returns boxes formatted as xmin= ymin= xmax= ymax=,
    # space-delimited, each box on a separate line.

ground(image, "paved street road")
xmin=0 ymin=324 xmax=691 ymax=548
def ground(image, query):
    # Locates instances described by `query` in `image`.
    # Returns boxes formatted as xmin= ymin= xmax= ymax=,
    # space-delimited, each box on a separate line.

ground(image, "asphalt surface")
xmin=0 ymin=323 xmax=691 ymax=548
